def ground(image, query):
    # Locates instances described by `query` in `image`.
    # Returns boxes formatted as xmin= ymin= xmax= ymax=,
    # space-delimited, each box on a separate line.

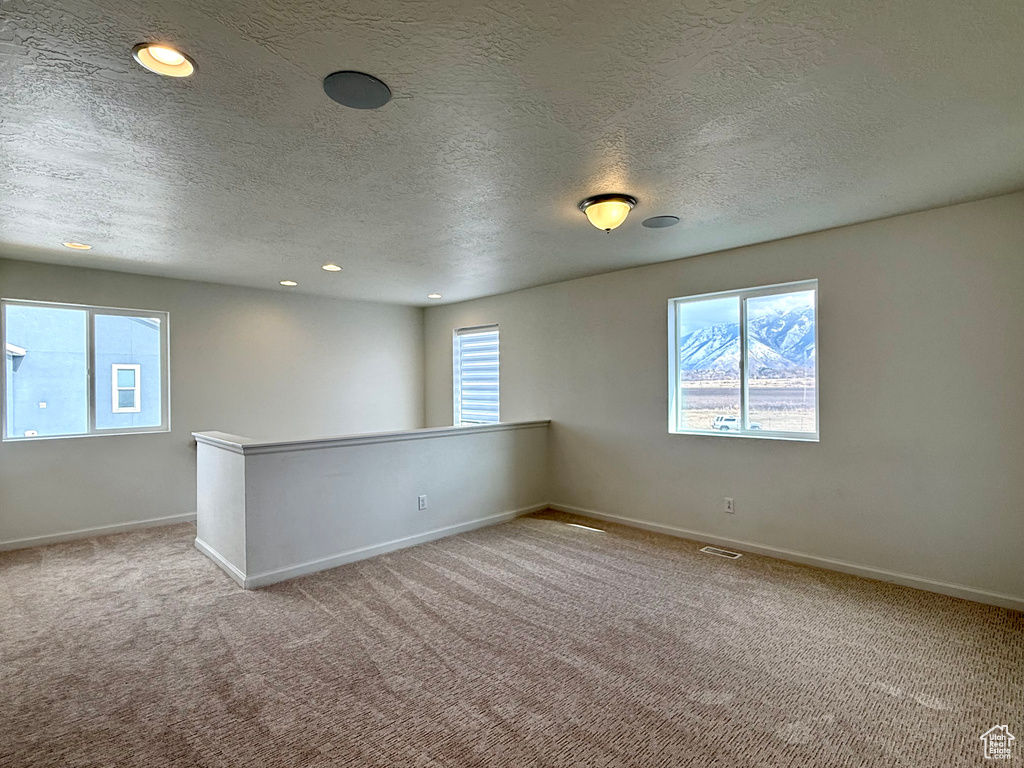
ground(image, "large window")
xmin=453 ymin=324 xmax=499 ymax=426
xmin=2 ymin=300 xmax=169 ymax=440
xmin=668 ymin=280 xmax=818 ymax=440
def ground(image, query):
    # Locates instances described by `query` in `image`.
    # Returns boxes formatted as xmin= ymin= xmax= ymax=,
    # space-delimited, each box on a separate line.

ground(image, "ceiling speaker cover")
xmin=323 ymin=71 xmax=392 ymax=109
xmin=642 ymin=215 xmax=680 ymax=228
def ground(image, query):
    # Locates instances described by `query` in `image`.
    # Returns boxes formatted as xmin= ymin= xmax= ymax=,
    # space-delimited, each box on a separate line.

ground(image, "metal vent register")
xmin=699 ymin=546 xmax=743 ymax=560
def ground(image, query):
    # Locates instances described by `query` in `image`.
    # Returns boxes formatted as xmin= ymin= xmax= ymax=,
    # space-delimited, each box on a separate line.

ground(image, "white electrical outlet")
xmin=418 ymin=495 xmax=427 ymax=510
xmin=724 ymin=497 xmax=735 ymax=514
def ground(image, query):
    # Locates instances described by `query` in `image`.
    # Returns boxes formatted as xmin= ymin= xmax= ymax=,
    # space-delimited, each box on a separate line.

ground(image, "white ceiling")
xmin=1 ymin=0 xmax=1022 ymax=305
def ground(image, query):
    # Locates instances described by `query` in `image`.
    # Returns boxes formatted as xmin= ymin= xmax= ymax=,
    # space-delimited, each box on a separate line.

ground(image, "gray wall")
xmin=424 ymin=193 xmax=1024 ymax=601
xmin=0 ymin=259 xmax=424 ymax=544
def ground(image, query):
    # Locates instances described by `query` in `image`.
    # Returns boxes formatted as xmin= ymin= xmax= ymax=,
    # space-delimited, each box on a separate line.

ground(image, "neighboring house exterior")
xmin=4 ymin=342 xmax=28 ymax=434
xmin=94 ymin=314 xmax=162 ymax=431
xmin=4 ymin=304 xmax=160 ymax=438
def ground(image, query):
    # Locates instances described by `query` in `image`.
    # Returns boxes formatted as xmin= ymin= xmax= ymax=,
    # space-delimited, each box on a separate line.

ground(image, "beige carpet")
xmin=1 ymin=510 xmax=1021 ymax=767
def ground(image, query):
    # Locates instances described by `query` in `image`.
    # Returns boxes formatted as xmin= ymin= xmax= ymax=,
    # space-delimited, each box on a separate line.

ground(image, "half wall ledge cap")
xmin=192 ymin=431 xmax=260 ymax=453
xmin=192 ymin=420 xmax=551 ymax=455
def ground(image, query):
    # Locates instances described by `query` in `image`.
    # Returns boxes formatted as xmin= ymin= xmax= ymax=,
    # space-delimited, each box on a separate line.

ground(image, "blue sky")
xmin=678 ymin=296 xmax=738 ymax=337
xmin=747 ymin=290 xmax=814 ymax=320
xmin=678 ymin=290 xmax=815 ymax=337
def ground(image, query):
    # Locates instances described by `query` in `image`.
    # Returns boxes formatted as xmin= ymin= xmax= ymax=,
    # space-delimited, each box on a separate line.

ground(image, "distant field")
xmin=679 ymin=385 xmax=816 ymax=433
xmin=681 ymin=378 xmax=815 ymax=389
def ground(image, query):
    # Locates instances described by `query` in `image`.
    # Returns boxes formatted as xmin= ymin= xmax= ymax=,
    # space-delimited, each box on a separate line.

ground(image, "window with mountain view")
xmin=669 ymin=280 xmax=818 ymax=440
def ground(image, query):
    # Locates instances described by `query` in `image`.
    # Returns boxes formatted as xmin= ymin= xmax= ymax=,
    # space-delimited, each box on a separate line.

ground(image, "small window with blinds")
xmin=454 ymin=325 xmax=499 ymax=426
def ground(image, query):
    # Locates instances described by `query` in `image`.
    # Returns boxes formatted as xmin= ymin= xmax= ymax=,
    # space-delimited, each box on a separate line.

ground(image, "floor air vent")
xmin=700 ymin=546 xmax=743 ymax=559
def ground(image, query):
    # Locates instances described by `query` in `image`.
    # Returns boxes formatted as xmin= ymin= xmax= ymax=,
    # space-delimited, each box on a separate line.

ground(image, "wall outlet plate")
xmin=418 ymin=494 xmax=427 ymax=510
xmin=724 ymin=497 xmax=735 ymax=514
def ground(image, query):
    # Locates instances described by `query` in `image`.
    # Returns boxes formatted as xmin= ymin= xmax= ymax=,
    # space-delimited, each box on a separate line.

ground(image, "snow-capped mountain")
xmin=679 ymin=306 xmax=815 ymax=378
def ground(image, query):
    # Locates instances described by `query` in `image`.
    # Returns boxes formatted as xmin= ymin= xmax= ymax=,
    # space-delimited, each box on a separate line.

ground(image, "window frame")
xmin=1 ymin=298 xmax=170 ymax=441
xmin=111 ymin=364 xmax=142 ymax=414
xmin=453 ymin=324 xmax=500 ymax=427
xmin=667 ymin=279 xmax=819 ymax=442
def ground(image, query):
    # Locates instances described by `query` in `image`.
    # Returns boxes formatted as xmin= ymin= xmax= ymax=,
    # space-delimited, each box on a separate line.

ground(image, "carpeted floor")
xmin=1 ymin=510 xmax=1021 ymax=767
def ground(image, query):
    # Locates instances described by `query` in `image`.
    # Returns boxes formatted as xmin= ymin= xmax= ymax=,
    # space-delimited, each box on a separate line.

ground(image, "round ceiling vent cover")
xmin=642 ymin=215 xmax=680 ymax=228
xmin=323 ymin=71 xmax=392 ymax=109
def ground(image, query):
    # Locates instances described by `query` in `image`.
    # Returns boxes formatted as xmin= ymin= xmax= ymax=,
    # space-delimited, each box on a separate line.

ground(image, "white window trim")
xmin=667 ymin=279 xmax=819 ymax=442
xmin=111 ymin=364 xmax=142 ymax=413
xmin=453 ymin=324 xmax=500 ymax=427
xmin=1 ymin=298 xmax=171 ymax=441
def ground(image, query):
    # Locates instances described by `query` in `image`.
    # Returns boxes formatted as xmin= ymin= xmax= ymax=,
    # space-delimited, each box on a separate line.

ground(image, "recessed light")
xmin=642 ymin=215 xmax=680 ymax=228
xmin=323 ymin=71 xmax=392 ymax=109
xmin=427 ymin=293 xmax=442 ymax=300
xmin=62 ymin=242 xmax=92 ymax=250
xmin=132 ymin=43 xmax=195 ymax=77
xmin=322 ymin=264 xmax=343 ymax=272
xmin=280 ymin=280 xmax=298 ymax=287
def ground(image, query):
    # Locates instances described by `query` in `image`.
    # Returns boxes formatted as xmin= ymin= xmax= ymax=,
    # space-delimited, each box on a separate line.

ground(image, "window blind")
xmin=454 ymin=325 xmax=499 ymax=425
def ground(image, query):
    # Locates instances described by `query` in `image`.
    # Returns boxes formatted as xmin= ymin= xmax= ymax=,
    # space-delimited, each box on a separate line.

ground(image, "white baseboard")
xmin=197 ymin=503 xmax=549 ymax=590
xmin=548 ymin=503 xmax=1024 ymax=613
xmin=194 ymin=537 xmax=246 ymax=588
xmin=0 ymin=512 xmax=197 ymax=553
xmin=18 ymin=502 xmax=1018 ymax=612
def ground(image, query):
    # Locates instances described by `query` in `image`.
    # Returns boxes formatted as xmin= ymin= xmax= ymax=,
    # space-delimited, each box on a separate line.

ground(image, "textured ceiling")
xmin=1 ymin=0 xmax=1023 ymax=305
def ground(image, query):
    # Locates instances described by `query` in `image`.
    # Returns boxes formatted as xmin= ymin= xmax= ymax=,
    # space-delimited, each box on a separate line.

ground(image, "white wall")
xmin=424 ymin=193 xmax=1024 ymax=603
xmin=0 ymin=259 xmax=424 ymax=545
xmin=194 ymin=422 xmax=550 ymax=587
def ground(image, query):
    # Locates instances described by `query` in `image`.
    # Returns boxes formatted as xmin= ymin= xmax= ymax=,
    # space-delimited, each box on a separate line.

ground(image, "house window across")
xmin=112 ymin=364 xmax=142 ymax=413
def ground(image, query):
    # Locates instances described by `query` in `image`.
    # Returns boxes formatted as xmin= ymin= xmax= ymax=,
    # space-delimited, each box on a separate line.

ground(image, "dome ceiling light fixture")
xmin=578 ymin=194 xmax=638 ymax=232
xmin=132 ymin=43 xmax=195 ymax=77
xmin=323 ymin=71 xmax=392 ymax=109
xmin=321 ymin=263 xmax=343 ymax=272
xmin=642 ymin=215 xmax=680 ymax=228
xmin=62 ymin=241 xmax=92 ymax=250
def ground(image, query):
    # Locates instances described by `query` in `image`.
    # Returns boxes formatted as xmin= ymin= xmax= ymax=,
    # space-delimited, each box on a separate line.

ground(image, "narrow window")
xmin=668 ymin=280 xmax=818 ymax=440
xmin=453 ymin=325 xmax=499 ymax=426
xmin=2 ymin=300 xmax=169 ymax=440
